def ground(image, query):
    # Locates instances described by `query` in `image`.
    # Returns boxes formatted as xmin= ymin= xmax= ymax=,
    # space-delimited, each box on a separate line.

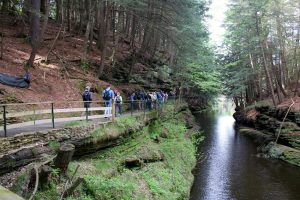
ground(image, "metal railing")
xmin=0 ymin=96 xmax=179 ymax=137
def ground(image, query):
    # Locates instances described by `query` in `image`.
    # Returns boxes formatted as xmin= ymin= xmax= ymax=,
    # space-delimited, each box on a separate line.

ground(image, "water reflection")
xmin=190 ymin=100 xmax=300 ymax=200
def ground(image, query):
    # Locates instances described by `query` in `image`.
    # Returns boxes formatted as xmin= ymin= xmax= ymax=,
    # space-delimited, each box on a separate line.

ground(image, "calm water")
xmin=190 ymin=111 xmax=300 ymax=200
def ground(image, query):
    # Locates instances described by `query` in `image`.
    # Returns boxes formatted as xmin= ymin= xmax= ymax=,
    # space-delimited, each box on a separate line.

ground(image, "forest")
xmin=1 ymin=0 xmax=300 ymax=200
xmin=222 ymin=0 xmax=300 ymax=108
xmin=0 ymin=0 xmax=219 ymax=106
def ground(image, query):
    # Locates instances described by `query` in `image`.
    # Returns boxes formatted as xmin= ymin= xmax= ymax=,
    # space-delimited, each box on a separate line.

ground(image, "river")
xmin=190 ymin=106 xmax=300 ymax=200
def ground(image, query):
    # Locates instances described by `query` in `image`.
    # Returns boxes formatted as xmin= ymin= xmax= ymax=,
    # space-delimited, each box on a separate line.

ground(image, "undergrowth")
xmin=27 ymin=104 xmax=200 ymax=200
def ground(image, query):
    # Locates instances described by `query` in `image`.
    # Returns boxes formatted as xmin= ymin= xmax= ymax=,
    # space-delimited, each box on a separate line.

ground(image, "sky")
xmin=207 ymin=0 xmax=229 ymax=46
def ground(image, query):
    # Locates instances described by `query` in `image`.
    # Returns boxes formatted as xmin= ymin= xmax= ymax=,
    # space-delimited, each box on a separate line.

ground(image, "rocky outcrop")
xmin=0 ymin=112 xmax=158 ymax=175
xmin=234 ymin=105 xmax=300 ymax=167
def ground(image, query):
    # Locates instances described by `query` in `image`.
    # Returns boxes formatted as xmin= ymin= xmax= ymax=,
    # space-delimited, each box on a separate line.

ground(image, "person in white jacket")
xmin=114 ymin=92 xmax=123 ymax=116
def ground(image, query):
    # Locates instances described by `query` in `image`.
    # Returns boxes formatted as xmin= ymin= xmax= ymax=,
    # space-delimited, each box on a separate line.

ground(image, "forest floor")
xmin=0 ymin=13 xmax=141 ymax=105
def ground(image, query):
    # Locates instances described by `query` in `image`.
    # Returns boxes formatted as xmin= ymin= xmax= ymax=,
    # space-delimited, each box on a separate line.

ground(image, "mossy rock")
xmin=239 ymin=128 xmax=272 ymax=140
xmin=266 ymin=142 xmax=300 ymax=167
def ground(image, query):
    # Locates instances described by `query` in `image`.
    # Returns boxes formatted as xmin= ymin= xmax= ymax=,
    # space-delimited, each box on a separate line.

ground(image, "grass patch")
xmin=74 ymin=107 xmax=196 ymax=199
xmin=31 ymin=104 xmax=199 ymax=200
xmin=64 ymin=120 xmax=94 ymax=127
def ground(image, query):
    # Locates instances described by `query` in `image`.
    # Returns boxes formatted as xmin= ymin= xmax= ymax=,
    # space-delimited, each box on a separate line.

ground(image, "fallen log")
xmin=61 ymin=177 xmax=84 ymax=199
xmin=0 ymin=145 xmax=52 ymax=175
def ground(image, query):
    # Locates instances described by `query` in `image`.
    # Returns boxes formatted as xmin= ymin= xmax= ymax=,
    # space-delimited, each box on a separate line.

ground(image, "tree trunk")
xmin=26 ymin=0 xmax=41 ymax=68
xmin=294 ymin=0 xmax=300 ymax=97
xmin=98 ymin=1 xmax=110 ymax=77
xmin=40 ymin=0 xmax=50 ymax=43
xmin=45 ymin=1 xmax=64 ymax=63
xmin=261 ymin=41 xmax=276 ymax=106
xmin=1 ymin=0 xmax=9 ymax=12
xmin=55 ymin=0 xmax=62 ymax=23
xmin=54 ymin=143 xmax=75 ymax=173
xmin=67 ymin=0 xmax=71 ymax=32
xmin=82 ymin=0 xmax=93 ymax=62
xmin=255 ymin=11 xmax=276 ymax=105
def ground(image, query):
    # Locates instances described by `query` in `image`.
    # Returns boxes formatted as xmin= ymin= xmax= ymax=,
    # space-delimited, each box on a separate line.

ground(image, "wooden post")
xmin=85 ymin=105 xmax=88 ymax=121
xmin=51 ymin=103 xmax=55 ymax=128
xmin=3 ymin=106 xmax=7 ymax=137
xmin=61 ymin=177 xmax=84 ymax=198
xmin=143 ymin=100 xmax=146 ymax=119
xmin=33 ymin=104 xmax=36 ymax=125
xmin=112 ymin=98 xmax=115 ymax=122
xmin=131 ymin=101 xmax=133 ymax=116
xmin=54 ymin=143 xmax=75 ymax=173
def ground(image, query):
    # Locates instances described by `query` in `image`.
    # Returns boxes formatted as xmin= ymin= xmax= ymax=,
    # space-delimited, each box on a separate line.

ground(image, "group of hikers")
xmin=82 ymin=84 xmax=174 ymax=118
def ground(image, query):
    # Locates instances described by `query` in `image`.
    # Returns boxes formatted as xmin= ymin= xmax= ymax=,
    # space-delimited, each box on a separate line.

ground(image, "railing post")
xmin=143 ymin=100 xmax=146 ymax=116
xmin=33 ymin=104 xmax=36 ymax=125
xmin=112 ymin=99 xmax=115 ymax=122
xmin=51 ymin=102 xmax=55 ymax=128
xmin=85 ymin=104 xmax=88 ymax=121
xmin=3 ymin=105 xmax=7 ymax=137
xmin=131 ymin=101 xmax=133 ymax=116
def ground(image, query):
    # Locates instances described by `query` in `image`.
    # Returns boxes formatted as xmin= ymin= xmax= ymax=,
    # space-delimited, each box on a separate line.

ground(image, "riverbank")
xmin=4 ymin=103 xmax=200 ymax=199
xmin=233 ymin=100 xmax=300 ymax=167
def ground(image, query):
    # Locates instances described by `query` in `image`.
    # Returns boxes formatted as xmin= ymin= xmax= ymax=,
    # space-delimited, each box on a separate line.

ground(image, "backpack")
xmin=137 ymin=92 xmax=142 ymax=100
xmin=103 ymin=89 xmax=111 ymax=101
xmin=156 ymin=93 xmax=162 ymax=100
xmin=82 ymin=91 xmax=91 ymax=101
xmin=116 ymin=96 xmax=121 ymax=103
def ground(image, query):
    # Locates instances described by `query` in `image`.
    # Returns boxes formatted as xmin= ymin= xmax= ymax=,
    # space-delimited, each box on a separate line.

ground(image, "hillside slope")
xmin=0 ymin=14 xmax=150 ymax=104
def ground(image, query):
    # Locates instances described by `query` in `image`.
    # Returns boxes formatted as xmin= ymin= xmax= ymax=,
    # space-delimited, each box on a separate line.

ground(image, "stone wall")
xmin=0 ymin=123 xmax=105 ymax=156
xmin=234 ymin=105 xmax=300 ymax=167
xmin=0 ymin=111 xmax=159 ymax=175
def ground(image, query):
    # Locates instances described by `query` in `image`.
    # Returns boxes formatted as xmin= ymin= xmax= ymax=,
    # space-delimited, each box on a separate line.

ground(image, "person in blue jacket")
xmin=102 ymin=85 xmax=114 ymax=117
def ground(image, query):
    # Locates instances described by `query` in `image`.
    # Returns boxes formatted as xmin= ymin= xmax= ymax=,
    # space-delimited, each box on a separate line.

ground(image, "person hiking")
xmin=130 ymin=93 xmax=135 ymax=112
xmin=102 ymin=85 xmax=114 ymax=117
xmin=137 ymin=90 xmax=144 ymax=110
xmin=82 ymin=86 xmax=92 ymax=116
xmin=146 ymin=92 xmax=152 ymax=110
xmin=114 ymin=92 xmax=123 ymax=116
xmin=156 ymin=91 xmax=163 ymax=108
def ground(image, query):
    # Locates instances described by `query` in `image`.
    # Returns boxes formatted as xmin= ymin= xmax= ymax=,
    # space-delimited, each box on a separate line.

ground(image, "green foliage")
xmin=31 ymin=104 xmax=200 ymax=199
xmin=64 ymin=120 xmax=93 ymax=127
xmin=84 ymin=176 xmax=139 ymax=200
xmin=31 ymin=147 xmax=38 ymax=156
xmin=11 ymin=170 xmax=31 ymax=196
xmin=33 ymin=183 xmax=60 ymax=200
xmin=80 ymin=60 xmax=90 ymax=73
xmin=191 ymin=130 xmax=205 ymax=146
xmin=86 ymin=111 xmax=196 ymax=199
xmin=48 ymin=140 xmax=60 ymax=151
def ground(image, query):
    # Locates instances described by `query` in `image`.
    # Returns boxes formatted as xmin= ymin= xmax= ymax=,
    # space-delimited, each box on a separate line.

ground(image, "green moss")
xmin=64 ymin=121 xmax=93 ymax=127
xmin=32 ymin=104 xmax=198 ymax=200
xmin=48 ymin=140 xmax=60 ymax=151
xmin=33 ymin=183 xmax=60 ymax=200
xmin=79 ymin=108 xmax=196 ymax=199
xmin=31 ymin=147 xmax=38 ymax=156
